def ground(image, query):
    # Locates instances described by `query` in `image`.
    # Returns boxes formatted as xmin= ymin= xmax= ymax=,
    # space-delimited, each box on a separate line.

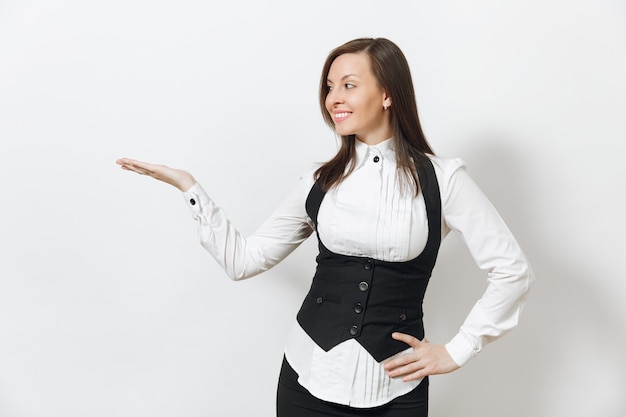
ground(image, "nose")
xmin=326 ymin=88 xmax=344 ymax=108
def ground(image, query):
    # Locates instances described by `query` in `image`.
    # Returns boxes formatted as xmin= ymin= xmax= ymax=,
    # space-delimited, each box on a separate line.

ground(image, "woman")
xmin=117 ymin=38 xmax=533 ymax=416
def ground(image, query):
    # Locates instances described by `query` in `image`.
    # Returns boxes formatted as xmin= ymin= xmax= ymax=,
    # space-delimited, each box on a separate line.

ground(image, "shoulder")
xmin=289 ymin=162 xmax=323 ymax=197
xmin=299 ymin=162 xmax=323 ymax=186
xmin=425 ymin=154 xmax=477 ymax=205
xmin=427 ymin=154 xmax=467 ymax=183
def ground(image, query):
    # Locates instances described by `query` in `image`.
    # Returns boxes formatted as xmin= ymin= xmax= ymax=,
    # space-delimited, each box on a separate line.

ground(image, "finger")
xmin=117 ymin=158 xmax=157 ymax=171
xmin=387 ymin=359 xmax=427 ymax=381
xmin=118 ymin=163 xmax=153 ymax=176
xmin=384 ymin=349 xmax=421 ymax=372
xmin=125 ymin=160 xmax=155 ymax=172
xmin=391 ymin=332 xmax=421 ymax=347
xmin=384 ymin=354 xmax=417 ymax=372
xmin=388 ymin=361 xmax=420 ymax=376
xmin=117 ymin=159 xmax=160 ymax=176
xmin=384 ymin=334 xmax=424 ymax=372
xmin=116 ymin=158 xmax=143 ymax=167
xmin=398 ymin=368 xmax=429 ymax=382
xmin=116 ymin=158 xmax=138 ymax=170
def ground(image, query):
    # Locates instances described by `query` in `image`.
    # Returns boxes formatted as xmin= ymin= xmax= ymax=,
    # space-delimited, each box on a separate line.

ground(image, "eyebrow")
xmin=327 ymin=74 xmax=361 ymax=83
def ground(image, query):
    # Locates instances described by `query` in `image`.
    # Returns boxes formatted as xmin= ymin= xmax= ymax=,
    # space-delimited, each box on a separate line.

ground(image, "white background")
xmin=1 ymin=0 xmax=625 ymax=416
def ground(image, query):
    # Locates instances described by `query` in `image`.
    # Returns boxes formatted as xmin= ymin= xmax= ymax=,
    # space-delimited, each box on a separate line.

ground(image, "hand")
xmin=116 ymin=158 xmax=196 ymax=192
xmin=383 ymin=333 xmax=460 ymax=382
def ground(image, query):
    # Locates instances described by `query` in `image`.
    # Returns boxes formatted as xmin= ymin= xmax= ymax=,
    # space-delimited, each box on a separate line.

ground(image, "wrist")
xmin=178 ymin=176 xmax=196 ymax=192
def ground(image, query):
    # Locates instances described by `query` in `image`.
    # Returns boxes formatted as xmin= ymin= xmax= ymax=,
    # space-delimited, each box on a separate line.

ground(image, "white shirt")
xmin=182 ymin=138 xmax=533 ymax=408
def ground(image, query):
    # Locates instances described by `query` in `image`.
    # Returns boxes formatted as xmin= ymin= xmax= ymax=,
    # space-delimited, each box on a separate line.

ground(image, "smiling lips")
xmin=334 ymin=111 xmax=352 ymax=122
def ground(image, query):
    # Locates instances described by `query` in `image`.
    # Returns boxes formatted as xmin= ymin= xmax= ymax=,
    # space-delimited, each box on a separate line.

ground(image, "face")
xmin=325 ymin=53 xmax=392 ymax=145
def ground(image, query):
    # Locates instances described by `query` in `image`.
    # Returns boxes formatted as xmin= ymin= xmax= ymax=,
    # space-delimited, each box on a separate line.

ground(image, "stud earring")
xmin=383 ymin=105 xmax=388 ymax=111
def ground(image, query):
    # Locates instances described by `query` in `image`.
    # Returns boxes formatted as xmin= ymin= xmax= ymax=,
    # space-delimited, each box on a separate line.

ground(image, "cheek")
xmin=366 ymin=96 xmax=384 ymax=117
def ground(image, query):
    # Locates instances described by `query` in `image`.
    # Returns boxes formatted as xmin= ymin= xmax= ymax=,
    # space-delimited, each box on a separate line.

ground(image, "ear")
xmin=383 ymin=91 xmax=392 ymax=110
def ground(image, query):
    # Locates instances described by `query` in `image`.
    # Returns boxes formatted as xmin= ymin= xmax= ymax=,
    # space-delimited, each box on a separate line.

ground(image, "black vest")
xmin=296 ymin=155 xmax=442 ymax=362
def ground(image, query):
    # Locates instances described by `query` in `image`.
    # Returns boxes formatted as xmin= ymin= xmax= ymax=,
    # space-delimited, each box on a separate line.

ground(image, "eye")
xmin=345 ymin=83 xmax=355 ymax=89
xmin=327 ymin=84 xmax=334 ymax=91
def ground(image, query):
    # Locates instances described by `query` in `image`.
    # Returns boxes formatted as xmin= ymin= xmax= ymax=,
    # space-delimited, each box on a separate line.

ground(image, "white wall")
xmin=1 ymin=0 xmax=625 ymax=416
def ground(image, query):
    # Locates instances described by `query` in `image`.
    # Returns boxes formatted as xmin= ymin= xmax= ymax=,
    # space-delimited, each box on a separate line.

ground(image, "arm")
xmin=440 ymin=159 xmax=534 ymax=366
xmin=385 ymin=158 xmax=534 ymax=380
xmin=184 ymin=177 xmax=315 ymax=280
xmin=116 ymin=158 xmax=316 ymax=280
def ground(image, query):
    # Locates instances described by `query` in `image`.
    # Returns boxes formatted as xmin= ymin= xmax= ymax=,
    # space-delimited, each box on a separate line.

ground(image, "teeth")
xmin=336 ymin=112 xmax=350 ymax=118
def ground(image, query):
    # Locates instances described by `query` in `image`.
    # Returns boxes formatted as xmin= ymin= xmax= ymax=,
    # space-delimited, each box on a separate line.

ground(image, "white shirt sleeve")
xmin=181 ymin=173 xmax=316 ymax=280
xmin=436 ymin=158 xmax=535 ymax=367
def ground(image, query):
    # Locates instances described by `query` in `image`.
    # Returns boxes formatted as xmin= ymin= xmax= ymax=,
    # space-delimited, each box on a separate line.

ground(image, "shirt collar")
xmin=354 ymin=137 xmax=395 ymax=168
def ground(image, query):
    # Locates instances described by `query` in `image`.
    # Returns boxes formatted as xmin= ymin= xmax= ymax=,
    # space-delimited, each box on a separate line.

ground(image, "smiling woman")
xmin=117 ymin=37 xmax=533 ymax=417
xmin=325 ymin=53 xmax=393 ymax=143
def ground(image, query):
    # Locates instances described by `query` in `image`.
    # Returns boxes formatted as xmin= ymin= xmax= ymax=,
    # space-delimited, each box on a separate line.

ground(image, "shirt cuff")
xmin=182 ymin=182 xmax=207 ymax=217
xmin=445 ymin=332 xmax=480 ymax=367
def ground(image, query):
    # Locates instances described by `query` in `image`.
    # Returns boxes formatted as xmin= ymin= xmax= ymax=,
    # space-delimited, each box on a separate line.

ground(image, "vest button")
xmin=354 ymin=303 xmax=363 ymax=314
xmin=399 ymin=313 xmax=407 ymax=321
xmin=358 ymin=281 xmax=369 ymax=292
xmin=349 ymin=325 xmax=359 ymax=336
xmin=363 ymin=260 xmax=373 ymax=270
xmin=316 ymin=297 xmax=323 ymax=304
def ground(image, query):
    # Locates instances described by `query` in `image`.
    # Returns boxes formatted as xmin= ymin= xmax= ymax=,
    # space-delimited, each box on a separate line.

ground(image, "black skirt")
xmin=276 ymin=356 xmax=429 ymax=417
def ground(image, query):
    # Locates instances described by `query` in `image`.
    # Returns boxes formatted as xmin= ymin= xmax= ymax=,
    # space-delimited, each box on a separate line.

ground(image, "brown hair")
xmin=315 ymin=38 xmax=434 ymax=195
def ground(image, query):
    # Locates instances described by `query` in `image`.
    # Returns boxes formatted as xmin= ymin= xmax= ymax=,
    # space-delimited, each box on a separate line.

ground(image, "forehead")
xmin=327 ymin=52 xmax=373 ymax=79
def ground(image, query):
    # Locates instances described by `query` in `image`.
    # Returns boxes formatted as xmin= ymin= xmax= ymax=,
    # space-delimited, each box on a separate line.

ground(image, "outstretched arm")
xmin=116 ymin=157 xmax=316 ymax=280
xmin=116 ymin=158 xmax=196 ymax=192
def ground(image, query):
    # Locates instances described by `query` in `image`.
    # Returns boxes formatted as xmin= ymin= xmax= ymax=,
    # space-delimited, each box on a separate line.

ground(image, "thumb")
xmin=391 ymin=332 xmax=422 ymax=347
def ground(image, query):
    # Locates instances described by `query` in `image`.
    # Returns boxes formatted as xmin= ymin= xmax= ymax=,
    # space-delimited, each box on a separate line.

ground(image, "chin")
xmin=334 ymin=127 xmax=355 ymax=137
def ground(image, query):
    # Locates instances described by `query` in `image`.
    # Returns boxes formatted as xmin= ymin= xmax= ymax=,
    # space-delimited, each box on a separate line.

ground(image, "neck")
xmin=355 ymin=124 xmax=394 ymax=145
xmin=356 ymin=135 xmax=392 ymax=146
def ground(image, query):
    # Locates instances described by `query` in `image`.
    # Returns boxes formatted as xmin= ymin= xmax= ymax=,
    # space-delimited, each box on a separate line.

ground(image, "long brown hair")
xmin=315 ymin=38 xmax=434 ymax=195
